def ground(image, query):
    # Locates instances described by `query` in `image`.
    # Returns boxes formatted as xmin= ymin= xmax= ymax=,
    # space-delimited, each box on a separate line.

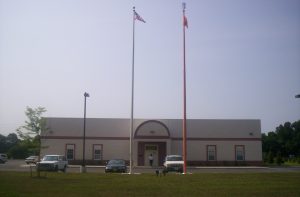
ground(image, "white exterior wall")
xmin=186 ymin=141 xmax=262 ymax=161
xmin=41 ymin=139 xmax=130 ymax=161
xmin=41 ymin=118 xmax=262 ymax=165
xmin=168 ymin=141 xmax=262 ymax=164
xmin=41 ymin=139 xmax=69 ymax=157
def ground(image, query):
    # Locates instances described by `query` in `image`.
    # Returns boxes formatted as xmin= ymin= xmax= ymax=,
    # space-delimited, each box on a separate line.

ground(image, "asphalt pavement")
xmin=1 ymin=160 xmax=300 ymax=174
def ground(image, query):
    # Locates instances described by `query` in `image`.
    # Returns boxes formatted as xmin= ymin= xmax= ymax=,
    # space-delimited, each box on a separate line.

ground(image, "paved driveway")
xmin=1 ymin=160 xmax=300 ymax=174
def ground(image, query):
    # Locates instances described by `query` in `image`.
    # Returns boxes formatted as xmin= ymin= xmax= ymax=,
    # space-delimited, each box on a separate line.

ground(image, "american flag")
xmin=134 ymin=11 xmax=146 ymax=23
xmin=183 ymin=15 xmax=188 ymax=28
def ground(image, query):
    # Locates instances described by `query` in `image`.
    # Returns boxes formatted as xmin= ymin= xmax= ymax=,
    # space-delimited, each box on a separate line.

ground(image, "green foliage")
xmin=6 ymin=133 xmax=19 ymax=146
xmin=262 ymin=120 xmax=300 ymax=164
xmin=0 ymin=107 xmax=47 ymax=159
xmin=15 ymin=106 xmax=46 ymax=158
xmin=275 ymin=153 xmax=283 ymax=165
xmin=17 ymin=106 xmax=46 ymax=141
xmin=0 ymin=132 xmax=41 ymax=159
xmin=267 ymin=151 xmax=274 ymax=164
xmin=0 ymin=134 xmax=7 ymax=152
xmin=0 ymin=133 xmax=20 ymax=157
xmin=7 ymin=143 xmax=28 ymax=159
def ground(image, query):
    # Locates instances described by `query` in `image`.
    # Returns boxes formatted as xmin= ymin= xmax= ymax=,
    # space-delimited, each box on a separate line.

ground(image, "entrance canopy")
xmin=134 ymin=120 xmax=170 ymax=139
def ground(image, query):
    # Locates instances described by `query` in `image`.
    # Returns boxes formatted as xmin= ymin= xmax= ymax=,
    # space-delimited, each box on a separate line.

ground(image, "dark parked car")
xmin=105 ymin=159 xmax=127 ymax=173
xmin=25 ymin=156 xmax=39 ymax=164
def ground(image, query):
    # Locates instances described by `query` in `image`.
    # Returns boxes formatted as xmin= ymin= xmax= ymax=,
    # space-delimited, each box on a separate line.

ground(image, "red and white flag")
xmin=183 ymin=15 xmax=188 ymax=28
xmin=134 ymin=11 xmax=146 ymax=23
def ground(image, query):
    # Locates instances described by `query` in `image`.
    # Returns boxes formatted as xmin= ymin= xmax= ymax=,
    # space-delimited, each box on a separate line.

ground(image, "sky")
xmin=0 ymin=0 xmax=299 ymax=136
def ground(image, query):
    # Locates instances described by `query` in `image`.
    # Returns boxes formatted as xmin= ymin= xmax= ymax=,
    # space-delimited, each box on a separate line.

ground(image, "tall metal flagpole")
xmin=182 ymin=2 xmax=187 ymax=174
xmin=129 ymin=6 xmax=136 ymax=174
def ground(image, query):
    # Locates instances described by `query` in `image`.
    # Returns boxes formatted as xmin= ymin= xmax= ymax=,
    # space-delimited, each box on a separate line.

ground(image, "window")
xmin=66 ymin=144 xmax=75 ymax=160
xmin=207 ymin=145 xmax=216 ymax=161
xmin=235 ymin=145 xmax=245 ymax=161
xmin=93 ymin=144 xmax=103 ymax=160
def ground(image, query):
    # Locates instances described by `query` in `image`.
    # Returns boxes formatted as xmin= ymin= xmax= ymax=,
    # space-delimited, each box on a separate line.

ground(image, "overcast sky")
xmin=0 ymin=0 xmax=299 ymax=136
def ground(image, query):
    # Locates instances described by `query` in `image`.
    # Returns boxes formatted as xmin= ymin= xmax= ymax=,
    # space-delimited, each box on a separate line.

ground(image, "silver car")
xmin=0 ymin=153 xmax=7 ymax=164
xmin=25 ymin=156 xmax=39 ymax=164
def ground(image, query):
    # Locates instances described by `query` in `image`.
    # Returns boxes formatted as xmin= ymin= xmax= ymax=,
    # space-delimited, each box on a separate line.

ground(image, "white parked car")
xmin=36 ymin=155 xmax=68 ymax=172
xmin=163 ymin=155 xmax=184 ymax=173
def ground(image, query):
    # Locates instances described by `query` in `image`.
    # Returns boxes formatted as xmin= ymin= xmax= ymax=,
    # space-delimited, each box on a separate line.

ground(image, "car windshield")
xmin=166 ymin=156 xmax=183 ymax=161
xmin=108 ymin=160 xmax=125 ymax=165
xmin=43 ymin=156 xmax=59 ymax=161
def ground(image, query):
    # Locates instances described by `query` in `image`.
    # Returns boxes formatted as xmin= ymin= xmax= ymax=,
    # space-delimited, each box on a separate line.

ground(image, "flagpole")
xmin=129 ymin=6 xmax=136 ymax=174
xmin=182 ymin=2 xmax=187 ymax=174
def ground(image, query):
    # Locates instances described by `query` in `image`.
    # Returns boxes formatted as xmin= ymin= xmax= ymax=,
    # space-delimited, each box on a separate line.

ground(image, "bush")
xmin=275 ymin=153 xmax=284 ymax=165
xmin=267 ymin=152 xmax=274 ymax=164
xmin=7 ymin=144 xmax=28 ymax=159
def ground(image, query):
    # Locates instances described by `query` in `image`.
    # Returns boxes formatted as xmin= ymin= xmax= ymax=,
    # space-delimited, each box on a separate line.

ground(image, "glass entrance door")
xmin=144 ymin=144 xmax=158 ymax=167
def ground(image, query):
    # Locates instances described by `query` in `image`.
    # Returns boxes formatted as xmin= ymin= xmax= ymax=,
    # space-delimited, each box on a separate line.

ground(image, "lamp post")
xmin=81 ymin=92 xmax=89 ymax=173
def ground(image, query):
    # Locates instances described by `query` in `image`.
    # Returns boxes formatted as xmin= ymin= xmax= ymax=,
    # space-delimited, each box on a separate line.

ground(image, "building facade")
xmin=41 ymin=118 xmax=262 ymax=166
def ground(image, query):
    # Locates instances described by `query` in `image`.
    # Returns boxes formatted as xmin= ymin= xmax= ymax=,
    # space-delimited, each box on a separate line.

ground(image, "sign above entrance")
xmin=145 ymin=145 xmax=158 ymax=150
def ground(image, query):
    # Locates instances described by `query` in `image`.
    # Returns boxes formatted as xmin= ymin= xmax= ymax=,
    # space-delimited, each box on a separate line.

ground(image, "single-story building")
xmin=40 ymin=118 xmax=262 ymax=166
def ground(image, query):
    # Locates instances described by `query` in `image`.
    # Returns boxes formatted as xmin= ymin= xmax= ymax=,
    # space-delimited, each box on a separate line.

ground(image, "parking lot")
xmin=1 ymin=159 xmax=300 ymax=174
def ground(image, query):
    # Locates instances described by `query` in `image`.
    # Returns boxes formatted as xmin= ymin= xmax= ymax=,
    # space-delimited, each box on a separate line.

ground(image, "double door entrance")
xmin=137 ymin=142 xmax=166 ymax=166
xmin=144 ymin=144 xmax=158 ymax=166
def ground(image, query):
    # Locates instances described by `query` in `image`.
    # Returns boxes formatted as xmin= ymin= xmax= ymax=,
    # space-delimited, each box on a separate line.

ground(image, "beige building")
xmin=41 ymin=118 xmax=262 ymax=166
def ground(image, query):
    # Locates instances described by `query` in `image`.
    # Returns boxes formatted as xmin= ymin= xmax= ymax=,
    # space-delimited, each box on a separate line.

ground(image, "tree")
xmin=7 ymin=143 xmax=28 ymax=159
xmin=291 ymin=120 xmax=300 ymax=156
xmin=0 ymin=134 xmax=7 ymax=152
xmin=267 ymin=151 xmax=274 ymax=164
xmin=275 ymin=152 xmax=283 ymax=165
xmin=0 ymin=133 xmax=20 ymax=156
xmin=6 ymin=133 xmax=19 ymax=147
xmin=17 ymin=106 xmax=46 ymax=157
xmin=262 ymin=120 xmax=300 ymax=164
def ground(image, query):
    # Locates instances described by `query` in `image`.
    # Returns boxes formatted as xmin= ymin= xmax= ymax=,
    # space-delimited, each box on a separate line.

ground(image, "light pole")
xmin=82 ymin=92 xmax=89 ymax=173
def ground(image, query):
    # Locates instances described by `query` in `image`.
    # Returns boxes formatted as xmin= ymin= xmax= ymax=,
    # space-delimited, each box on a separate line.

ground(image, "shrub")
xmin=275 ymin=153 xmax=283 ymax=165
xmin=267 ymin=152 xmax=274 ymax=164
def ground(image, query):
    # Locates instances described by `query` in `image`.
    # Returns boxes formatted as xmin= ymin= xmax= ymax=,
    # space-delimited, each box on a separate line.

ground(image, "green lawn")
xmin=0 ymin=172 xmax=300 ymax=197
xmin=284 ymin=161 xmax=300 ymax=166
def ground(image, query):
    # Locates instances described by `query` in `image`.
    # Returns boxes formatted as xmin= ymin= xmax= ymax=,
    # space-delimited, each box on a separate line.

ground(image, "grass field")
xmin=0 ymin=172 xmax=300 ymax=197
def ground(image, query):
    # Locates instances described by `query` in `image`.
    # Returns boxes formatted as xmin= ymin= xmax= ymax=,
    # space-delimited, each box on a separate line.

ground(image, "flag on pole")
xmin=129 ymin=6 xmax=145 ymax=174
xmin=182 ymin=2 xmax=188 ymax=175
xmin=183 ymin=15 xmax=188 ymax=28
xmin=134 ymin=11 xmax=146 ymax=23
